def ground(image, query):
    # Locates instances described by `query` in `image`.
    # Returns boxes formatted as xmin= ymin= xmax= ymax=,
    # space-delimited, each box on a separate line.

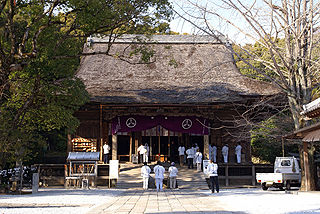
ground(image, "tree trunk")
xmin=299 ymin=143 xmax=316 ymax=191
xmin=289 ymin=97 xmax=316 ymax=191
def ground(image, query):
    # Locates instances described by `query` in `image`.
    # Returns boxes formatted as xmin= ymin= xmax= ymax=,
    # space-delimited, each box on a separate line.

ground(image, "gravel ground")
xmin=0 ymin=188 xmax=123 ymax=214
xmin=1 ymin=187 xmax=320 ymax=214
xmin=201 ymin=187 xmax=320 ymax=214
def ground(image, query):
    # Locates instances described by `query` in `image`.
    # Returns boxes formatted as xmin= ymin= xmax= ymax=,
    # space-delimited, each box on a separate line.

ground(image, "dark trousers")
xmin=187 ymin=158 xmax=194 ymax=169
xmin=103 ymin=154 xmax=109 ymax=164
xmin=179 ymin=155 xmax=184 ymax=166
xmin=210 ymin=176 xmax=219 ymax=193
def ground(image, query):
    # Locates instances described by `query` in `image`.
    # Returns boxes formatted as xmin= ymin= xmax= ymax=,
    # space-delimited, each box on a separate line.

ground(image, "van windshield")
xmin=281 ymin=160 xmax=291 ymax=166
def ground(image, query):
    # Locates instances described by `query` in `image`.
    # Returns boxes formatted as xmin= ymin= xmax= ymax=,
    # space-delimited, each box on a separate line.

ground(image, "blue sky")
xmin=169 ymin=0 xmax=264 ymax=45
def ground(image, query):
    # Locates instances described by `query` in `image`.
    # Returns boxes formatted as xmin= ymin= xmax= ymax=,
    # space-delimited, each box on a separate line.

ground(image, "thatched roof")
xmin=76 ymin=35 xmax=280 ymax=104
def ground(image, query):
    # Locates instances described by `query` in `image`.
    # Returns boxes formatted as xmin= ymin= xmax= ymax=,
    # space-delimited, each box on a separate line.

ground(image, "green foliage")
xmin=0 ymin=0 xmax=172 ymax=167
xmin=251 ymin=112 xmax=296 ymax=163
xmin=233 ymin=38 xmax=286 ymax=82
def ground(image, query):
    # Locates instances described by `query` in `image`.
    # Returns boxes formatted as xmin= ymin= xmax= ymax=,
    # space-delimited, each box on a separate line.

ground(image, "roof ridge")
xmin=87 ymin=34 xmax=230 ymax=45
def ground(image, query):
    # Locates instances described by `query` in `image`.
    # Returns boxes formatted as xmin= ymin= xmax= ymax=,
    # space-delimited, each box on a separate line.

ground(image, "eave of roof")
xmin=301 ymin=97 xmax=320 ymax=117
xmin=283 ymin=121 xmax=320 ymax=139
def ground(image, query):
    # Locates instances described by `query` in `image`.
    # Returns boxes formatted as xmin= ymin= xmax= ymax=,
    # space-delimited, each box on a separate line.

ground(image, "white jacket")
xmin=186 ymin=148 xmax=195 ymax=158
xmin=168 ymin=166 xmax=178 ymax=177
xmin=195 ymin=152 xmax=203 ymax=164
xmin=154 ymin=165 xmax=165 ymax=179
xmin=138 ymin=145 xmax=146 ymax=154
xmin=141 ymin=165 xmax=151 ymax=178
xmin=178 ymin=146 xmax=185 ymax=156
xmin=207 ymin=163 xmax=218 ymax=177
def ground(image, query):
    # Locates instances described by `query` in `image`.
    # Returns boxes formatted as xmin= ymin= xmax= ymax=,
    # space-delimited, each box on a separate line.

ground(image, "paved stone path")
xmin=88 ymin=189 xmax=227 ymax=214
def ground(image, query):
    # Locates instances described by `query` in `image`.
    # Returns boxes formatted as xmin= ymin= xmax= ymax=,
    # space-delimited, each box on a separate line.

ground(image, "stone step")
xmin=116 ymin=163 xmax=209 ymax=190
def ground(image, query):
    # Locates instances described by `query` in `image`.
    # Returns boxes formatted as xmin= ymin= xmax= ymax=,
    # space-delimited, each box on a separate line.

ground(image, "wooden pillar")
xmin=225 ymin=165 xmax=229 ymax=186
xmin=252 ymin=165 xmax=256 ymax=186
xmin=129 ymin=133 xmax=133 ymax=162
xmin=67 ymin=133 xmax=72 ymax=153
xmin=100 ymin=121 xmax=108 ymax=161
xmin=112 ymin=134 xmax=117 ymax=160
xmin=282 ymin=137 xmax=285 ymax=157
xmin=149 ymin=136 xmax=153 ymax=156
xmin=168 ymin=131 xmax=170 ymax=161
xmin=217 ymin=130 xmax=222 ymax=162
xmin=178 ymin=133 xmax=182 ymax=146
xmin=204 ymin=135 xmax=209 ymax=160
xmin=158 ymin=133 xmax=161 ymax=155
xmin=303 ymin=141 xmax=310 ymax=191
xmin=99 ymin=105 xmax=103 ymax=160
xmin=134 ymin=132 xmax=138 ymax=154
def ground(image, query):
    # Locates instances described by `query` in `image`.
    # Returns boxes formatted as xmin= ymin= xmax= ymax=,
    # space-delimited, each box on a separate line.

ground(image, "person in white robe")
xmin=141 ymin=162 xmax=151 ymax=190
xmin=195 ymin=150 xmax=203 ymax=172
xmin=153 ymin=161 xmax=165 ymax=192
xmin=168 ymin=162 xmax=178 ymax=189
xmin=222 ymin=144 xmax=229 ymax=163
xmin=235 ymin=144 xmax=242 ymax=163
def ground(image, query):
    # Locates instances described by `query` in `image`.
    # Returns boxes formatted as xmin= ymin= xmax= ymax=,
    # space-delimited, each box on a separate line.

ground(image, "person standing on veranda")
xmin=168 ymin=162 xmax=178 ymax=189
xmin=154 ymin=161 xmax=165 ymax=192
xmin=195 ymin=149 xmax=203 ymax=172
xmin=212 ymin=145 xmax=217 ymax=163
xmin=141 ymin=162 xmax=151 ymax=190
xmin=103 ymin=142 xmax=110 ymax=164
xmin=209 ymin=144 xmax=213 ymax=161
xmin=178 ymin=144 xmax=185 ymax=166
xmin=207 ymin=159 xmax=219 ymax=194
xmin=222 ymin=144 xmax=229 ymax=163
xmin=235 ymin=143 xmax=242 ymax=164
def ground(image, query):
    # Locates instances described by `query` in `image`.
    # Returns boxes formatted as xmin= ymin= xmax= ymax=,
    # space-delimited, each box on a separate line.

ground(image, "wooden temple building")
xmin=71 ymin=34 xmax=281 ymax=165
xmin=285 ymin=98 xmax=320 ymax=190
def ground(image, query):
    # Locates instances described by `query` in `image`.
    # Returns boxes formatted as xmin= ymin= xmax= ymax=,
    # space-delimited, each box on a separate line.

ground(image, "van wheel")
xmin=285 ymin=182 xmax=290 ymax=190
xmin=262 ymin=183 xmax=268 ymax=191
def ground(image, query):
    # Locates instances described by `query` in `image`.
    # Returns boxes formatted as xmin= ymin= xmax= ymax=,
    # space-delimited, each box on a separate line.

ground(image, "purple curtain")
xmin=112 ymin=115 xmax=209 ymax=135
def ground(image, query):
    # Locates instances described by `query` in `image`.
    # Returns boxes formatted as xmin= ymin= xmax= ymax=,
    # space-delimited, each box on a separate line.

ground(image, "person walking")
xmin=222 ymin=144 xmax=229 ymax=163
xmin=235 ymin=143 xmax=242 ymax=163
xmin=186 ymin=147 xmax=195 ymax=169
xmin=195 ymin=149 xmax=203 ymax=172
xmin=154 ymin=161 xmax=165 ymax=192
xmin=141 ymin=162 xmax=151 ymax=190
xmin=168 ymin=162 xmax=178 ymax=189
xmin=103 ymin=142 xmax=110 ymax=164
xmin=207 ymin=159 xmax=219 ymax=193
xmin=178 ymin=145 xmax=185 ymax=166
